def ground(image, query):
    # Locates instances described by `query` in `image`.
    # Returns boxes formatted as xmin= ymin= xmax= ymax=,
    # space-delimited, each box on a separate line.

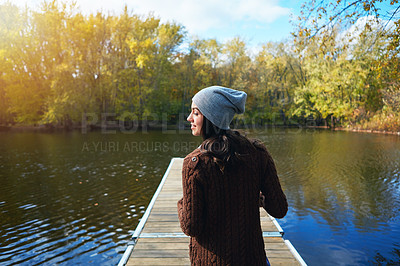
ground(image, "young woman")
xmin=178 ymin=86 xmax=288 ymax=265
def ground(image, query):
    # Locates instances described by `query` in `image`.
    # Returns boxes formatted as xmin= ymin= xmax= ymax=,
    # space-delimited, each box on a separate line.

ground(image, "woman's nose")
xmin=187 ymin=113 xmax=192 ymax=122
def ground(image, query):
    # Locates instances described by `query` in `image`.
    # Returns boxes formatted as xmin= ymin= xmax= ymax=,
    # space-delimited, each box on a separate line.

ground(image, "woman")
xmin=177 ymin=86 xmax=288 ymax=265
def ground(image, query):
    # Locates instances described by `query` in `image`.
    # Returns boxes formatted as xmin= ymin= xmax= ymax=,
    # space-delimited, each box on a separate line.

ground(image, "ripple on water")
xmin=1 ymin=130 xmax=399 ymax=265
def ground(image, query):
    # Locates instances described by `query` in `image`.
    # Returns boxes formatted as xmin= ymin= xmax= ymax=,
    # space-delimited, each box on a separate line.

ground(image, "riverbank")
xmin=2 ymin=123 xmax=400 ymax=136
xmin=334 ymin=127 xmax=400 ymax=136
xmin=304 ymin=125 xmax=400 ymax=136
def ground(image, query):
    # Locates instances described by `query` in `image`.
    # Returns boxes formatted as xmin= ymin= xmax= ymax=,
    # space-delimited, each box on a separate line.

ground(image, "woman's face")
xmin=187 ymin=102 xmax=204 ymax=136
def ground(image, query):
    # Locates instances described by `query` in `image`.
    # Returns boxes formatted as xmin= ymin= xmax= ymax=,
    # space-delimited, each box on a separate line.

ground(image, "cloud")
xmin=129 ymin=0 xmax=290 ymax=33
xmin=335 ymin=15 xmax=396 ymax=59
xmin=338 ymin=15 xmax=395 ymax=45
xmin=8 ymin=0 xmax=292 ymax=43
xmin=7 ymin=0 xmax=42 ymax=8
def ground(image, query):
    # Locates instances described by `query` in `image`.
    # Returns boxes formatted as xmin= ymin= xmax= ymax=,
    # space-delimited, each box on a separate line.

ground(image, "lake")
xmin=0 ymin=128 xmax=399 ymax=265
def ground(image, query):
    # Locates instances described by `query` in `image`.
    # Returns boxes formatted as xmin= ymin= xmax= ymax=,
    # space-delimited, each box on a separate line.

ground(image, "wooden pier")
xmin=118 ymin=158 xmax=306 ymax=266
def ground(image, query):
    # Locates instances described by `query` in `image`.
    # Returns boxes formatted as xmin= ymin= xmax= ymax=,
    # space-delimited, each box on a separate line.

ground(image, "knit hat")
xmin=192 ymin=86 xmax=247 ymax=130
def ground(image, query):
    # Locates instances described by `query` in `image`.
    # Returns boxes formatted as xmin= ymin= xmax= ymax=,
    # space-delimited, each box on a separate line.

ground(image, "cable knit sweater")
xmin=177 ymin=141 xmax=288 ymax=266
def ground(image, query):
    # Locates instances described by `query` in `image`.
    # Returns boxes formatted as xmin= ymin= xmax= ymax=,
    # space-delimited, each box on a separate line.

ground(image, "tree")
xmin=147 ymin=22 xmax=185 ymax=121
xmin=293 ymin=0 xmax=399 ymax=51
xmin=291 ymin=0 xmax=400 ymax=129
xmin=252 ymin=42 xmax=300 ymax=124
xmin=0 ymin=2 xmax=26 ymax=124
xmin=221 ymin=37 xmax=251 ymax=90
xmin=36 ymin=1 xmax=83 ymax=126
xmin=2 ymin=2 xmax=49 ymax=124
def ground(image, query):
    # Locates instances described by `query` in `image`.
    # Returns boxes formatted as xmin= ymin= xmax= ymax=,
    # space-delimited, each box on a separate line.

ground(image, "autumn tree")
xmin=252 ymin=42 xmax=300 ymax=124
xmin=291 ymin=0 xmax=400 ymax=128
xmin=0 ymin=2 xmax=26 ymax=124
xmin=1 ymin=0 xmax=398 ymax=131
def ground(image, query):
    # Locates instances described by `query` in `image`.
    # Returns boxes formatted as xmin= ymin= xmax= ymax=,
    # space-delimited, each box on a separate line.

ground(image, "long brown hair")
xmin=200 ymin=116 xmax=255 ymax=170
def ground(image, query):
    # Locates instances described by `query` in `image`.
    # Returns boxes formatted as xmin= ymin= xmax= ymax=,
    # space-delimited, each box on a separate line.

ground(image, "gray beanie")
xmin=192 ymin=86 xmax=247 ymax=130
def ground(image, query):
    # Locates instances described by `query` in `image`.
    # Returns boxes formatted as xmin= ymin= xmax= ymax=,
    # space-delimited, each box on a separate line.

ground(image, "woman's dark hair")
xmin=200 ymin=116 xmax=255 ymax=170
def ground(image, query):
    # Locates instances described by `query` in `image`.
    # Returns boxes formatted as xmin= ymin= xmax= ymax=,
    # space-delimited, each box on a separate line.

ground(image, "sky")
xmin=9 ymin=0 xmax=303 ymax=47
xmin=7 ymin=0 xmax=398 ymax=50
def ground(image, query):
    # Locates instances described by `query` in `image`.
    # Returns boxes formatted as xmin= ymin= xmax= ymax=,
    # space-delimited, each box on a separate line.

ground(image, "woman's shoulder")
xmin=229 ymin=131 xmax=267 ymax=152
xmin=246 ymin=138 xmax=273 ymax=163
xmin=250 ymin=140 xmax=277 ymax=170
xmin=248 ymin=138 xmax=267 ymax=151
xmin=183 ymin=148 xmax=211 ymax=170
xmin=184 ymin=148 xmax=201 ymax=163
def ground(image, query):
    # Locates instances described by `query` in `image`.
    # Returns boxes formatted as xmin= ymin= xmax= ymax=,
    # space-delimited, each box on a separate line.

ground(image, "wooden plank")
xmin=134 ymin=238 xmax=189 ymax=243
xmin=122 ymin=157 xmax=305 ymax=266
xmin=141 ymin=228 xmax=182 ymax=234
xmin=127 ymin=257 xmax=190 ymax=265
xmin=131 ymin=249 xmax=189 ymax=258
xmin=134 ymin=242 xmax=189 ymax=250
xmin=269 ymin=258 xmax=301 ymax=266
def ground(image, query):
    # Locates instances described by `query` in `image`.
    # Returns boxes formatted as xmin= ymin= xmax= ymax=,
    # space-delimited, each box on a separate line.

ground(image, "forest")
xmin=0 ymin=0 xmax=399 ymax=131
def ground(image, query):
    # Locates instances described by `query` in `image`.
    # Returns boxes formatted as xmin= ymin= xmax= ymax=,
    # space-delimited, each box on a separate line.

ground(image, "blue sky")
xmin=8 ymin=0 xmax=399 ymax=49
xmin=10 ymin=0 xmax=303 ymax=46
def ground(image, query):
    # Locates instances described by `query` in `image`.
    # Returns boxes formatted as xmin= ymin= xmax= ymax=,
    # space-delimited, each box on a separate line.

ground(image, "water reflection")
xmin=0 ymin=129 xmax=399 ymax=265
xmin=0 ymin=131 xmax=201 ymax=264
xmin=372 ymin=246 xmax=400 ymax=265
xmin=250 ymin=130 xmax=400 ymax=265
xmin=278 ymin=131 xmax=400 ymax=229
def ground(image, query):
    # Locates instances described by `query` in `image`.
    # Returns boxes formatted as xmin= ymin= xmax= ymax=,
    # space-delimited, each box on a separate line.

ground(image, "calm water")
xmin=0 ymin=128 xmax=399 ymax=265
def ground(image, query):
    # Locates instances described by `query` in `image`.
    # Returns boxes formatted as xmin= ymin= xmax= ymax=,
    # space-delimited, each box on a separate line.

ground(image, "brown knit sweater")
xmin=177 ymin=141 xmax=288 ymax=266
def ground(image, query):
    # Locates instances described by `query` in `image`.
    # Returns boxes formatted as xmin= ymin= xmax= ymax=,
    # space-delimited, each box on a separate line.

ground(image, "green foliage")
xmin=0 ymin=0 xmax=398 ymax=132
xmin=291 ymin=0 xmax=400 ymax=130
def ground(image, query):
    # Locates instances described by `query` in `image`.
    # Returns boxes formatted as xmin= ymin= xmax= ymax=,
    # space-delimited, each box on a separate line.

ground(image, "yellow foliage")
xmin=136 ymin=54 xmax=147 ymax=69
